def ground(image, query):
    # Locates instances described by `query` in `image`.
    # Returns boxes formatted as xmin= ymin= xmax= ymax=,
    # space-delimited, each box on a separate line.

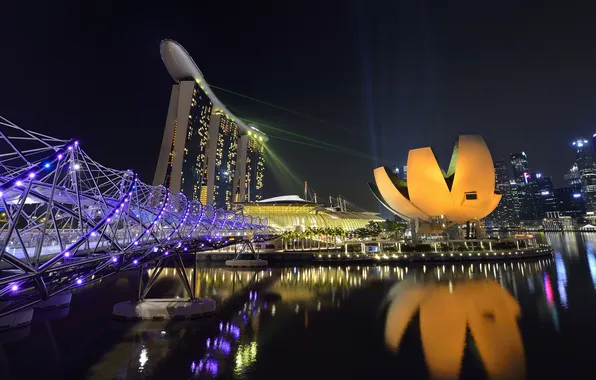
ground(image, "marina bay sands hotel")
xmin=153 ymin=39 xmax=267 ymax=209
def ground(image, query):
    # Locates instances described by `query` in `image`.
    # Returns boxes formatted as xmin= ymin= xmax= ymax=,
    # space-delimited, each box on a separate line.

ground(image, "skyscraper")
xmin=391 ymin=165 xmax=407 ymax=180
xmin=206 ymin=113 xmax=239 ymax=209
xmin=153 ymin=39 xmax=267 ymax=207
xmin=564 ymin=163 xmax=581 ymax=186
xmin=488 ymin=159 xmax=517 ymax=227
xmin=534 ymin=174 xmax=555 ymax=219
xmin=572 ymin=137 xmax=596 ymax=212
xmin=553 ymin=186 xmax=586 ymax=217
xmin=510 ymin=152 xmax=529 ymax=182
xmin=233 ymin=129 xmax=265 ymax=202
xmin=154 ymin=80 xmax=212 ymax=201
xmin=572 ymin=137 xmax=594 ymax=170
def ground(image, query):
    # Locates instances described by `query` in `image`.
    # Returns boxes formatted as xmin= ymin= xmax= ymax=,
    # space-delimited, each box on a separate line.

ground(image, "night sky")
xmin=2 ymin=1 xmax=596 ymax=211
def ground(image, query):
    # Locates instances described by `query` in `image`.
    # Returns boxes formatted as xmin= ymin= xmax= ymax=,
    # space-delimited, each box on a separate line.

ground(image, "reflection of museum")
xmin=385 ymin=279 xmax=525 ymax=379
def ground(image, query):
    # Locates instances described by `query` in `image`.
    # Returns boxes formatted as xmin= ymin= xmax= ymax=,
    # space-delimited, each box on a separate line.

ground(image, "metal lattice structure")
xmin=0 ymin=116 xmax=269 ymax=317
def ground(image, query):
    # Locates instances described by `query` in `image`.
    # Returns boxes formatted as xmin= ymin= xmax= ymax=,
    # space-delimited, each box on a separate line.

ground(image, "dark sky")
xmin=2 ymin=0 xmax=596 ymax=211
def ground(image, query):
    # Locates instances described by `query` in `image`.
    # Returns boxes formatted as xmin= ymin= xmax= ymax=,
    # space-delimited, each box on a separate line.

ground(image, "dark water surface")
xmin=1 ymin=232 xmax=595 ymax=379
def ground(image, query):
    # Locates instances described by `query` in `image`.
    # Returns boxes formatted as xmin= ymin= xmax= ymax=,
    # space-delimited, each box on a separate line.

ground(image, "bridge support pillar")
xmin=33 ymin=292 xmax=72 ymax=310
xmin=226 ymin=239 xmax=267 ymax=268
xmin=113 ymin=298 xmax=215 ymax=320
xmin=0 ymin=304 xmax=33 ymax=331
xmin=113 ymin=252 xmax=215 ymax=320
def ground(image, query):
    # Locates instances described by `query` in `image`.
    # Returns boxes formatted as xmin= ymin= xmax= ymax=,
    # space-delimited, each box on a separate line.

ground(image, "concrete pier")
xmin=112 ymin=298 xmax=216 ymax=320
xmin=33 ymin=292 xmax=72 ymax=310
xmin=0 ymin=307 xmax=33 ymax=331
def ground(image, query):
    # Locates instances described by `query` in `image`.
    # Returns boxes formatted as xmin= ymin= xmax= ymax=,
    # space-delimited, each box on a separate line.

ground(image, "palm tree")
xmin=315 ymin=227 xmax=323 ymax=249
xmin=306 ymin=227 xmax=317 ymax=250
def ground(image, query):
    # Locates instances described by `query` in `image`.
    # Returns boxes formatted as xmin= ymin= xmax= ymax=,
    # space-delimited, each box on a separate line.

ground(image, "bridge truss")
xmin=0 ymin=116 xmax=269 ymax=317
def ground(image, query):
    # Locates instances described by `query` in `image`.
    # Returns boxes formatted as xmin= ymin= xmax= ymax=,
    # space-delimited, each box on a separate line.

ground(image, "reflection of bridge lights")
xmin=198 ymin=359 xmax=218 ymax=376
xmin=139 ymin=348 xmax=148 ymax=369
xmin=216 ymin=321 xmax=241 ymax=341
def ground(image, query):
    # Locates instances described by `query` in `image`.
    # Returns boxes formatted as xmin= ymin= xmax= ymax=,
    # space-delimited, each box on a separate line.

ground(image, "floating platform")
xmin=225 ymin=259 xmax=268 ymax=267
xmin=0 ymin=308 xmax=33 ymax=331
xmin=33 ymin=292 xmax=72 ymax=309
xmin=112 ymin=298 xmax=216 ymax=321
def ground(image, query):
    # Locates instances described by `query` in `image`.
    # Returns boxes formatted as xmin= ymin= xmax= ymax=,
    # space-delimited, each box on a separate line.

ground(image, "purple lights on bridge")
xmin=0 ymin=116 xmax=270 ymax=318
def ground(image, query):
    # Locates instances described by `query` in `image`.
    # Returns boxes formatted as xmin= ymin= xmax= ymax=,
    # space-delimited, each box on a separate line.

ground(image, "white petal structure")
xmin=370 ymin=135 xmax=501 ymax=224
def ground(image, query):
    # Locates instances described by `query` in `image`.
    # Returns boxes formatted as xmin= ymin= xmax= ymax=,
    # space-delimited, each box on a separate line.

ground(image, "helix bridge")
xmin=0 ymin=116 xmax=270 ymax=319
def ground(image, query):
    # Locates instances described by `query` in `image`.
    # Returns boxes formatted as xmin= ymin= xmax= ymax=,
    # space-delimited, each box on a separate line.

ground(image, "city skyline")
xmin=3 ymin=1 xmax=596 ymax=210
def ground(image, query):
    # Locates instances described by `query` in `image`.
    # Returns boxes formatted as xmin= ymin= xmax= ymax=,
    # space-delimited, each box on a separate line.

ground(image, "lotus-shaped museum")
xmin=369 ymin=135 xmax=501 ymax=225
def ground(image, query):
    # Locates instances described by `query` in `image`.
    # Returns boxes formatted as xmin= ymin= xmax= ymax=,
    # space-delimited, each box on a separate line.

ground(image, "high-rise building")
xmin=233 ymin=130 xmax=265 ymax=202
xmin=487 ymin=159 xmax=517 ymax=227
xmin=553 ymin=186 xmax=586 ymax=217
xmin=154 ymin=80 xmax=212 ymax=201
xmin=564 ymin=163 xmax=581 ymax=186
xmin=572 ymin=137 xmax=596 ymax=212
xmin=581 ymin=168 xmax=596 ymax=212
xmin=510 ymin=152 xmax=529 ymax=182
xmin=206 ymin=113 xmax=239 ymax=209
xmin=153 ymin=39 xmax=268 ymax=207
xmin=572 ymin=137 xmax=593 ymax=171
xmin=392 ymin=165 xmax=407 ymax=180
xmin=534 ymin=174 xmax=556 ymax=219
xmin=510 ymin=180 xmax=539 ymax=223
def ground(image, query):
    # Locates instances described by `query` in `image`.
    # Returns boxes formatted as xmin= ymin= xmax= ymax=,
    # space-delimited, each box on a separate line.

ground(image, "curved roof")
xmin=160 ymin=39 xmax=268 ymax=142
xmin=258 ymin=195 xmax=310 ymax=203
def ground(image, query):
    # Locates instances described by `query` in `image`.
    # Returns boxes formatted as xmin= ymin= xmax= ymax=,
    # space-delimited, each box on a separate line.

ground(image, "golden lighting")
xmin=372 ymin=135 xmax=501 ymax=224
xmin=385 ymin=279 xmax=525 ymax=379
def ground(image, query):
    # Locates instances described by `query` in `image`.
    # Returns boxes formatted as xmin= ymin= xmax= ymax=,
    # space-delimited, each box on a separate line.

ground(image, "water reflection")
xmin=144 ymin=267 xmax=268 ymax=300
xmin=4 ymin=240 xmax=592 ymax=380
xmin=554 ymin=253 xmax=568 ymax=309
xmin=586 ymin=242 xmax=596 ymax=289
xmin=385 ymin=278 xmax=525 ymax=379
